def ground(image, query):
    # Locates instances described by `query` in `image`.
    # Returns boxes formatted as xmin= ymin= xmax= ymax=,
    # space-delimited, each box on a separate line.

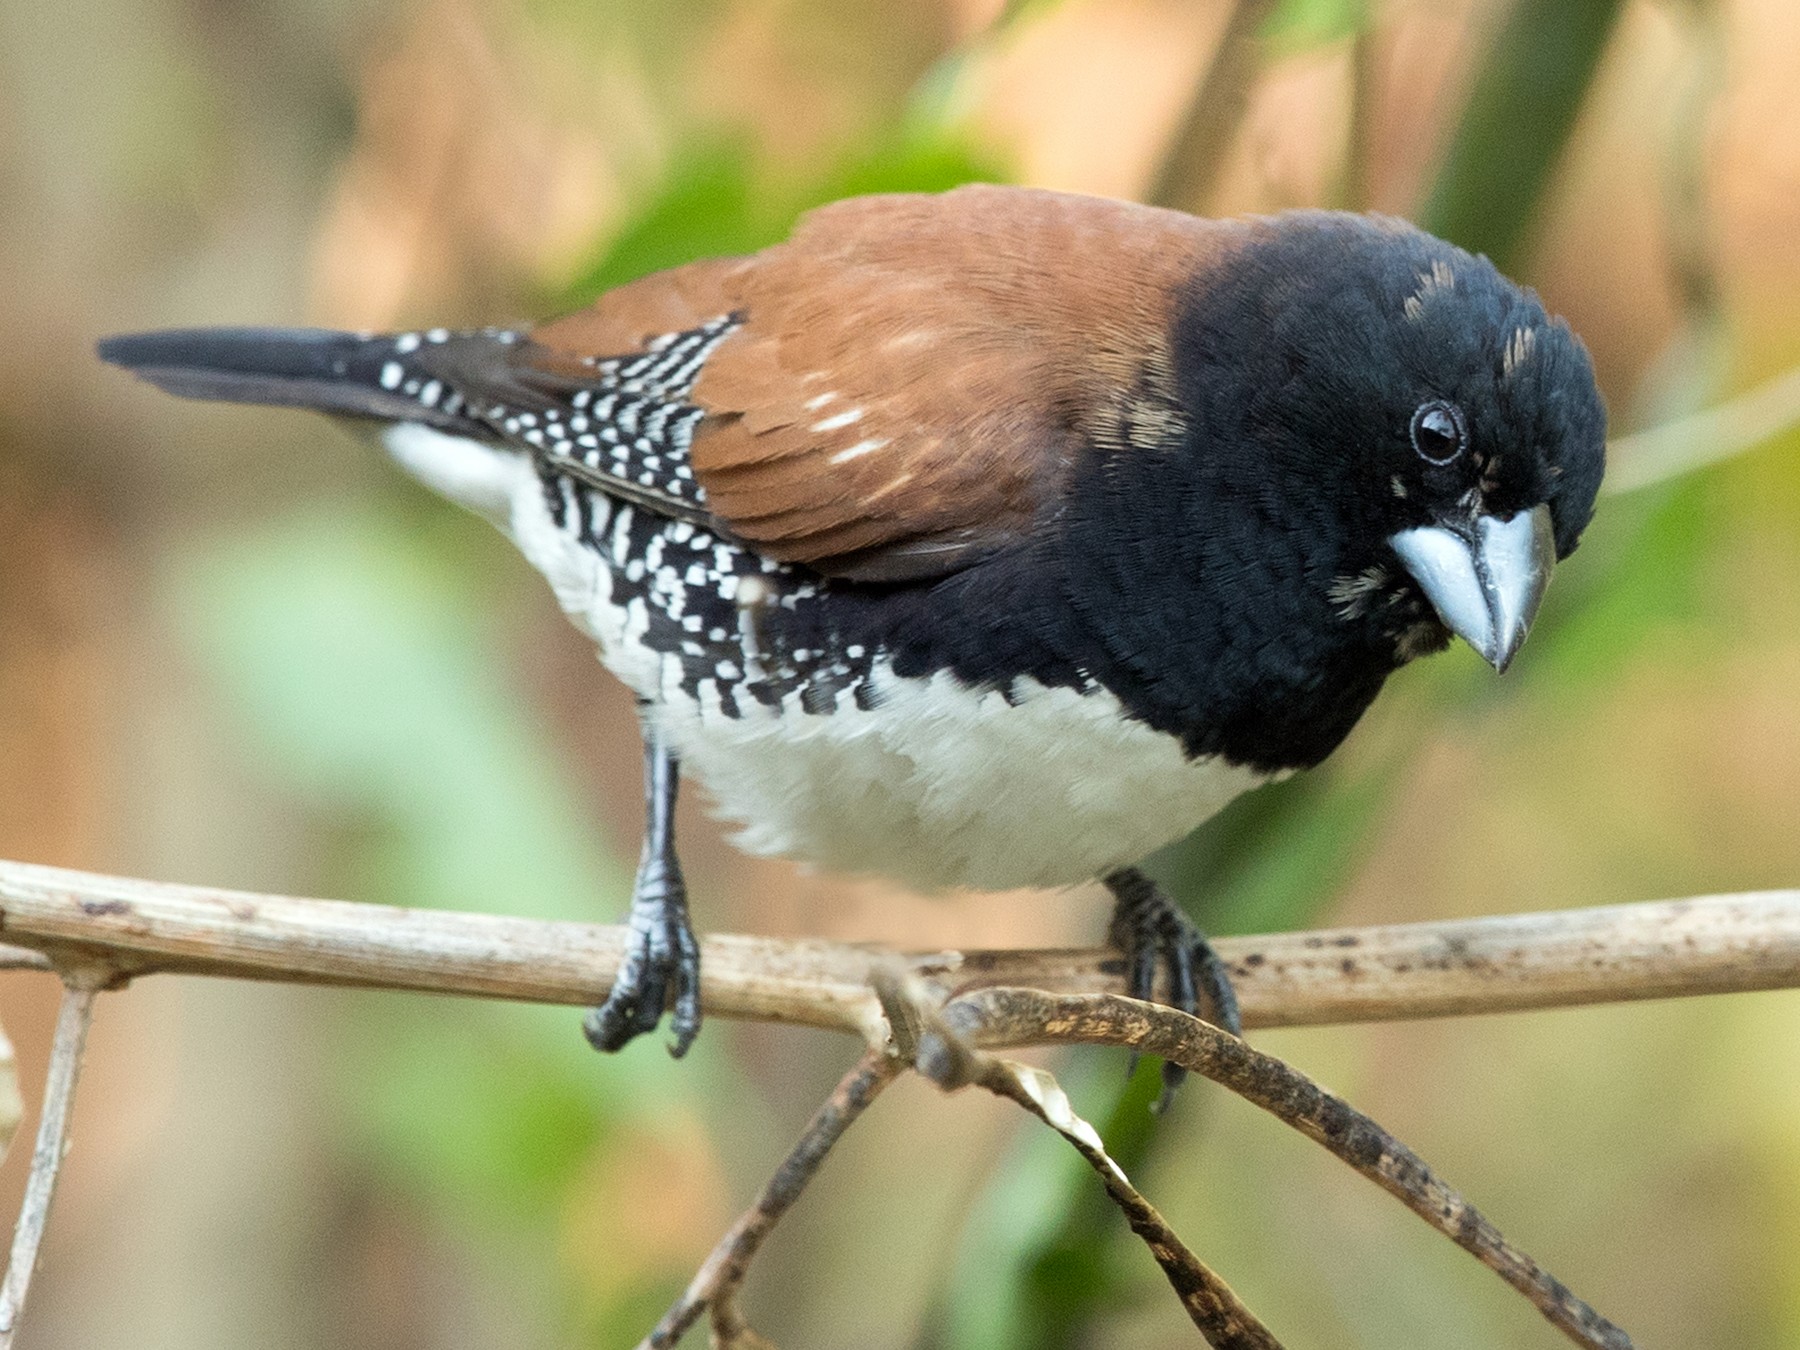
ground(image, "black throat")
xmin=1043 ymin=444 xmax=1403 ymax=773
xmin=816 ymin=481 xmax=1405 ymax=777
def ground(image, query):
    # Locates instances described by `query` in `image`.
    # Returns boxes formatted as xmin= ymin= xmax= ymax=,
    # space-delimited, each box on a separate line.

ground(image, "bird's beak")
xmin=1388 ymin=504 xmax=1555 ymax=673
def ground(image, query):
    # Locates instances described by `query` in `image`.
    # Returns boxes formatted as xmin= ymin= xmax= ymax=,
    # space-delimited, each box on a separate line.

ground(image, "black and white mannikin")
xmin=100 ymin=186 xmax=1607 ymax=1095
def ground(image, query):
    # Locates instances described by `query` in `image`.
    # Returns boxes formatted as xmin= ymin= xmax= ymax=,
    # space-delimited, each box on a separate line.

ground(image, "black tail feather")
xmin=97 ymin=327 xmax=475 ymax=432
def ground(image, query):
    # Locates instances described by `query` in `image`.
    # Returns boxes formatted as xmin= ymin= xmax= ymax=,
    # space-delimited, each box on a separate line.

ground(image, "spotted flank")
xmin=367 ymin=314 xmax=888 ymax=724
xmin=543 ymin=480 xmax=883 ymax=719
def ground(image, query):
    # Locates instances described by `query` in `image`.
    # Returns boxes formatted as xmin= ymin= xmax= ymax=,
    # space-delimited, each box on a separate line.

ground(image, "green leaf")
xmin=559 ymin=125 xmax=1006 ymax=311
xmin=560 ymin=140 xmax=778 ymax=303
xmin=1261 ymin=0 xmax=1370 ymax=54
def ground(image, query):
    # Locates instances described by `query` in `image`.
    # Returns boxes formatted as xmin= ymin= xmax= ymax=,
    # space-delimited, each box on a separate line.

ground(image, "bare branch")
xmin=640 ymin=1049 xmax=902 ymax=1350
xmin=960 ymin=1053 xmax=1282 ymax=1349
xmin=943 ymin=987 xmax=1634 ymax=1350
xmin=636 ymin=962 xmax=1641 ymax=1350
xmin=0 ymin=980 xmax=100 ymax=1348
xmin=1145 ymin=0 xmax=1279 ymax=211
xmin=0 ymin=860 xmax=1735 ymax=1347
xmin=0 ymin=861 xmax=1795 ymax=1036
xmin=1606 ymin=362 xmax=1800 ymax=495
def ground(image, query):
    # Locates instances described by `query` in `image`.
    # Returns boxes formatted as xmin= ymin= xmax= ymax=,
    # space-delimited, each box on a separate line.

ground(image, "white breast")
xmin=383 ymin=423 xmax=1271 ymax=892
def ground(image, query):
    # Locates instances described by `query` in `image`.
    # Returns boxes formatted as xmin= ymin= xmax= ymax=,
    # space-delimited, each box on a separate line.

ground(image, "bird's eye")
xmin=1410 ymin=400 xmax=1467 ymax=464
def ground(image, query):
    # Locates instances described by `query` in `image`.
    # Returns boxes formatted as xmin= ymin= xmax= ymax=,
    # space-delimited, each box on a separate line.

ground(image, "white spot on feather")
xmin=812 ymin=408 xmax=864 ymax=433
xmin=1327 ymin=566 xmax=1390 ymax=620
xmin=1503 ymin=326 xmax=1537 ymax=378
xmin=829 ymin=437 xmax=889 ymax=464
xmin=1403 ymin=259 xmax=1457 ymax=322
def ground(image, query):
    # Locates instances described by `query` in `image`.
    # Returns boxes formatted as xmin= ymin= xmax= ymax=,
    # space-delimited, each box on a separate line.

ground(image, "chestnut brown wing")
xmin=533 ymin=185 xmax=1235 ymax=581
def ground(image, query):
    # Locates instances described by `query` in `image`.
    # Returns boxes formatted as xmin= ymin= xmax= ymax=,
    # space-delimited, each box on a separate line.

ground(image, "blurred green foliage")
xmin=1421 ymin=0 xmax=1626 ymax=272
xmin=559 ymin=129 xmax=1002 ymax=306
xmin=173 ymin=502 xmax=706 ymax=1339
xmin=1261 ymin=0 xmax=1369 ymax=54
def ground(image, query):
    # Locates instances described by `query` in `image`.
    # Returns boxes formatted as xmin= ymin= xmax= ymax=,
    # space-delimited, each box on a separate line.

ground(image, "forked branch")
xmin=893 ymin=964 xmax=1286 ymax=1350
xmin=641 ymin=969 xmax=1634 ymax=1350
xmin=944 ymin=987 xmax=1633 ymax=1349
xmin=1 ymin=859 xmax=1787 ymax=1348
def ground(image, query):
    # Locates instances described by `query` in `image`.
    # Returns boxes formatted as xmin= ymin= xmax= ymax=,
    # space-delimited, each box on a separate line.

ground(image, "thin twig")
xmin=0 ymin=861 xmax=1795 ymax=1037
xmin=1145 ymin=0 xmax=1279 ymax=211
xmin=0 ymin=860 xmax=1730 ymax=1348
xmin=1606 ymin=362 xmax=1800 ymax=494
xmin=0 ymin=980 xmax=100 ymax=1348
xmin=976 ymin=1059 xmax=1283 ymax=1349
xmin=639 ymin=1049 xmax=902 ymax=1350
xmin=944 ymin=987 xmax=1634 ymax=1350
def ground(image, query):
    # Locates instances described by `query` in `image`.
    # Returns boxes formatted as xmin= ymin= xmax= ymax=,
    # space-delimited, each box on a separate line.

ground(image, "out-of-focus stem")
xmin=0 ymin=982 xmax=99 ymax=1348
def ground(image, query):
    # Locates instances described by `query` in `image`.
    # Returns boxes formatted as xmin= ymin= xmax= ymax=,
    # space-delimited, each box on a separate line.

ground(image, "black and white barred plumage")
xmin=373 ymin=316 xmax=895 ymax=719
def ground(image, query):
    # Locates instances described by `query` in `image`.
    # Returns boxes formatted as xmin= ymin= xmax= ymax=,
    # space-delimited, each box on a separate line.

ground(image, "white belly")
xmin=654 ymin=662 xmax=1271 ymax=890
xmin=383 ymin=424 xmax=1271 ymax=891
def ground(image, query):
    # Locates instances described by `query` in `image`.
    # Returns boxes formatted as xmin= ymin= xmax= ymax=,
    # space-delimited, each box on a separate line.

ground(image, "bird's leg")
xmin=583 ymin=723 xmax=702 ymax=1057
xmin=1103 ymin=867 xmax=1241 ymax=1110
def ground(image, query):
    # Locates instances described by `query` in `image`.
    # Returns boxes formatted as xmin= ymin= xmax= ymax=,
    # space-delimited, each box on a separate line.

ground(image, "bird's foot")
xmin=583 ymin=857 xmax=701 ymax=1057
xmin=1104 ymin=867 xmax=1241 ymax=1112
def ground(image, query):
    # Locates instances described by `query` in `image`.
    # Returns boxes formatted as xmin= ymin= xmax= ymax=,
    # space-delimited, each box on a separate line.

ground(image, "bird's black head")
xmin=1170 ymin=211 xmax=1606 ymax=674
xmin=1051 ymin=210 xmax=1604 ymax=772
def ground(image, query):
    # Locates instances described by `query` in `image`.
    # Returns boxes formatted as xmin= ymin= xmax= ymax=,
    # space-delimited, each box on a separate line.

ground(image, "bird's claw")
xmin=584 ymin=861 xmax=701 ymax=1057
xmin=1105 ymin=869 xmax=1240 ymax=1111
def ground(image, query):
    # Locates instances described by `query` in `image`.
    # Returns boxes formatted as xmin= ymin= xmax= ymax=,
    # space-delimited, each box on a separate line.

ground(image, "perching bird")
xmin=100 ymin=185 xmax=1606 ymax=1092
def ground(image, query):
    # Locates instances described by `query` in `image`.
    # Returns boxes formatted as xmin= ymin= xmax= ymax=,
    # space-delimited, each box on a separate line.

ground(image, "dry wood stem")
xmin=944 ymin=987 xmax=1633 ymax=1349
xmin=974 ymin=1055 xmax=1285 ymax=1350
xmin=0 ymin=981 xmax=99 ymax=1348
xmin=639 ymin=1049 xmax=902 ymax=1350
xmin=0 ymin=861 xmax=1795 ymax=1038
xmin=3 ymin=859 xmax=1787 ymax=1348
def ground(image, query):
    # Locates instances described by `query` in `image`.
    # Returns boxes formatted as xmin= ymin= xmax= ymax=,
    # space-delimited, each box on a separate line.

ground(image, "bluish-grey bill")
xmin=1389 ymin=504 xmax=1555 ymax=673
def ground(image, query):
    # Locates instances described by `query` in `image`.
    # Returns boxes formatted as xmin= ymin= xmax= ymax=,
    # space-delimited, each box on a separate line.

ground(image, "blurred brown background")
xmin=1 ymin=0 xmax=1798 ymax=1345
